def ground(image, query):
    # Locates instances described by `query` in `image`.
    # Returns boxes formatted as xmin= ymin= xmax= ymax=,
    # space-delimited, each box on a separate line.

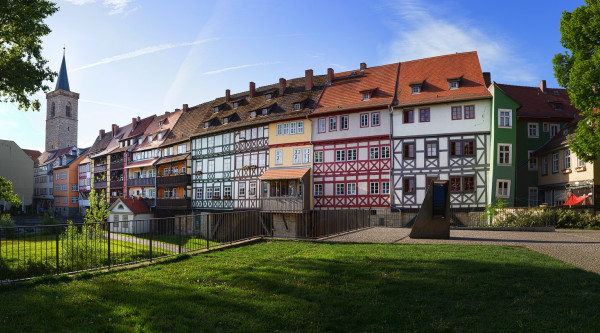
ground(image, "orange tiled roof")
xmin=395 ymin=51 xmax=491 ymax=108
xmin=125 ymin=158 xmax=158 ymax=169
xmin=313 ymin=63 xmax=400 ymax=115
xmin=496 ymin=83 xmax=579 ymax=120
xmin=113 ymin=198 xmax=150 ymax=214
xmin=259 ymin=168 xmax=310 ymax=180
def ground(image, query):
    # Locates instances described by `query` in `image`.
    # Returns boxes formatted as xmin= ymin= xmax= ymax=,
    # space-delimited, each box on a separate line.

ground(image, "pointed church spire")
xmin=55 ymin=48 xmax=70 ymax=91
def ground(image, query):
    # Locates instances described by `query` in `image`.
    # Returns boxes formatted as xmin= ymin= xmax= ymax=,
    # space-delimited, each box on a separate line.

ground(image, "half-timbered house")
xmin=391 ymin=52 xmax=492 ymax=211
xmin=311 ymin=63 xmax=398 ymax=210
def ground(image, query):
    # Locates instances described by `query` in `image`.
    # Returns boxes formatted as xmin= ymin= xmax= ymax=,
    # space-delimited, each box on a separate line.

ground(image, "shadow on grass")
xmin=0 ymin=242 xmax=599 ymax=332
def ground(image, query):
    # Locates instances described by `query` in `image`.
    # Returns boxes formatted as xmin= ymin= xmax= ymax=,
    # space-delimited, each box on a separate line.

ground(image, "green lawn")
xmin=115 ymin=232 xmax=217 ymax=250
xmin=1 ymin=240 xmax=599 ymax=332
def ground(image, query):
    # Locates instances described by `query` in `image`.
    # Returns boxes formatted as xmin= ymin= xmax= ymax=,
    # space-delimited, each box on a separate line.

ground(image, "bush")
xmin=41 ymin=209 xmax=58 ymax=225
xmin=0 ymin=213 xmax=16 ymax=238
xmin=60 ymin=221 xmax=104 ymax=271
xmin=490 ymin=207 xmax=600 ymax=229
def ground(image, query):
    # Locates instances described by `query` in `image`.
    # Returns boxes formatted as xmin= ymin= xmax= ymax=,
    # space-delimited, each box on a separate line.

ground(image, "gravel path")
xmin=322 ymin=227 xmax=600 ymax=275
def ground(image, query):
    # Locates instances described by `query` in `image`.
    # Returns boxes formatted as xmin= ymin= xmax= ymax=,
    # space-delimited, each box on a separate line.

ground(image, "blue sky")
xmin=0 ymin=0 xmax=584 ymax=152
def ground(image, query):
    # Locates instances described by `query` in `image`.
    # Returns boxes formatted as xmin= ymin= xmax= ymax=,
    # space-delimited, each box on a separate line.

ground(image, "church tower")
xmin=45 ymin=50 xmax=79 ymax=151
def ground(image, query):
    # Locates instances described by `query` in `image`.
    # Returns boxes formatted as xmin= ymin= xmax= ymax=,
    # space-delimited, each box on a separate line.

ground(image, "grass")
xmin=0 ymin=240 xmax=599 ymax=332
xmin=115 ymin=232 xmax=217 ymax=250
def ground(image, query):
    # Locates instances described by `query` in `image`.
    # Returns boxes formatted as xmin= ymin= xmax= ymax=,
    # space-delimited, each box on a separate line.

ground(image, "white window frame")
xmin=541 ymin=156 xmax=548 ymax=175
xmin=340 ymin=115 xmax=349 ymax=130
xmin=293 ymin=148 xmax=301 ymax=164
xmin=411 ymin=86 xmax=421 ymax=94
xmin=577 ymin=157 xmax=586 ymax=168
xmin=528 ymin=150 xmax=537 ymax=170
xmin=275 ymin=150 xmax=283 ymax=165
xmin=552 ymin=152 xmax=559 ymax=173
xmin=528 ymin=187 xmax=538 ymax=207
xmin=336 ymin=150 xmax=345 ymax=162
xmin=564 ymin=149 xmax=571 ymax=170
xmin=347 ymin=149 xmax=357 ymax=161
xmin=314 ymin=151 xmax=323 ymax=163
xmin=314 ymin=184 xmax=323 ymax=196
xmin=371 ymin=112 xmax=380 ymax=126
xmin=370 ymin=147 xmax=379 ymax=160
xmin=550 ymin=124 xmax=560 ymax=137
xmin=318 ymin=118 xmax=326 ymax=133
xmin=303 ymin=148 xmax=310 ymax=163
xmin=336 ymin=184 xmax=345 ymax=196
xmin=381 ymin=182 xmax=390 ymax=195
xmin=497 ymin=144 xmax=512 ymax=166
xmin=360 ymin=114 xmax=369 ymax=127
xmin=498 ymin=109 xmax=512 ymax=128
xmin=496 ymin=179 xmax=511 ymax=198
xmin=370 ymin=182 xmax=379 ymax=195
xmin=528 ymin=123 xmax=539 ymax=138
xmin=297 ymin=121 xmax=304 ymax=134
xmin=381 ymin=146 xmax=390 ymax=159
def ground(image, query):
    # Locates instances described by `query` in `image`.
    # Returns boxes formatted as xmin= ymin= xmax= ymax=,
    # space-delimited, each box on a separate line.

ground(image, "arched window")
xmin=66 ymin=102 xmax=72 ymax=118
xmin=51 ymin=103 xmax=56 ymax=117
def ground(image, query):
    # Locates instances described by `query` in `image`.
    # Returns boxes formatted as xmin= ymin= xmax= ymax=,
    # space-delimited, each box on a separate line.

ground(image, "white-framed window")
xmin=552 ymin=152 xmax=559 ymax=173
xmin=550 ymin=124 xmax=560 ymax=137
xmin=314 ymin=151 xmax=323 ymax=163
xmin=303 ymin=148 xmax=310 ymax=163
xmin=578 ymin=157 xmax=586 ymax=168
xmin=55 ymin=173 xmax=59 ymax=180
xmin=370 ymin=147 xmax=379 ymax=160
xmin=71 ymin=197 xmax=78 ymax=204
xmin=347 ymin=149 xmax=357 ymax=161
xmin=362 ymin=93 xmax=370 ymax=101
xmin=528 ymin=123 xmax=539 ymax=138
xmin=314 ymin=184 xmax=323 ymax=196
xmin=411 ymin=86 xmax=421 ymax=94
xmin=496 ymin=179 xmax=510 ymax=198
xmin=293 ymin=148 xmax=301 ymax=164
xmin=294 ymin=103 xmax=301 ymax=110
xmin=250 ymin=111 xmax=256 ymax=118
xmin=360 ymin=114 xmax=369 ymax=127
xmin=195 ymin=188 xmax=203 ymax=200
xmin=275 ymin=150 xmax=283 ymax=165
xmin=239 ymin=183 xmax=246 ymax=197
xmin=61 ymin=172 xmax=67 ymax=180
xmin=498 ymin=109 xmax=512 ymax=128
xmin=71 ymin=184 xmax=78 ymax=191
xmin=318 ymin=118 xmax=326 ymax=133
xmin=208 ymin=160 xmax=215 ymax=172
xmin=497 ymin=144 xmax=512 ymax=165
xmin=224 ymin=186 xmax=232 ymax=198
xmin=249 ymin=183 xmax=256 ymax=196
xmin=205 ymin=187 xmax=213 ymax=199
xmin=297 ymin=121 xmax=304 ymax=134
xmin=381 ymin=182 xmax=390 ymax=194
xmin=370 ymin=182 xmax=379 ymax=195
xmin=61 ymin=184 xmax=67 ymax=191
xmin=329 ymin=117 xmax=337 ymax=131
xmin=340 ymin=115 xmax=349 ymax=130
xmin=564 ymin=149 xmax=571 ymax=169
xmin=336 ymin=184 xmax=345 ymax=196
xmin=347 ymin=183 xmax=356 ymax=195
xmin=177 ymin=144 xmax=187 ymax=154
xmin=381 ymin=146 xmax=390 ymax=159
xmin=528 ymin=187 xmax=538 ymax=207
xmin=336 ymin=150 xmax=345 ymax=162
xmin=541 ymin=156 xmax=548 ymax=175
xmin=449 ymin=80 xmax=459 ymax=90
xmin=371 ymin=112 xmax=380 ymax=126
xmin=259 ymin=154 xmax=266 ymax=167
xmin=528 ymin=151 xmax=537 ymax=170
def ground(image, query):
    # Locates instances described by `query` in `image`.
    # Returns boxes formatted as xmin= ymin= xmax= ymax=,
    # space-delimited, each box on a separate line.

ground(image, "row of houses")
xmin=27 ymin=51 xmax=598 ymax=220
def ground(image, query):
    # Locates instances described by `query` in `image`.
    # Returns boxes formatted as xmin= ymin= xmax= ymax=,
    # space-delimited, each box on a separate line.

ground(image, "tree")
xmin=553 ymin=0 xmax=600 ymax=162
xmin=0 ymin=0 xmax=58 ymax=112
xmin=0 ymin=176 xmax=21 ymax=208
xmin=84 ymin=188 xmax=109 ymax=223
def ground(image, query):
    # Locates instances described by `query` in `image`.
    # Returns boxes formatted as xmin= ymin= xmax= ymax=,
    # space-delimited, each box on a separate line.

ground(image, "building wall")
xmin=53 ymin=154 xmax=86 ymax=216
xmin=312 ymin=109 xmax=389 ymax=142
xmin=538 ymin=149 xmax=594 ymax=186
xmin=0 ymin=140 xmax=34 ymax=210
xmin=45 ymin=90 xmax=79 ymax=151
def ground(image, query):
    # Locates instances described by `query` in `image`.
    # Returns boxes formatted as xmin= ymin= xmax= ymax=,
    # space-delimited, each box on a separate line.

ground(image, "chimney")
xmin=249 ymin=82 xmax=256 ymax=98
xmin=305 ymin=69 xmax=314 ymax=91
xmin=99 ymin=129 xmax=105 ymax=138
xmin=137 ymin=116 xmax=141 ymax=121
xmin=225 ymin=89 xmax=231 ymax=102
xmin=112 ymin=124 xmax=119 ymax=136
xmin=279 ymin=78 xmax=287 ymax=95
xmin=360 ymin=62 xmax=367 ymax=71
xmin=483 ymin=72 xmax=491 ymax=87
xmin=132 ymin=117 xmax=137 ymax=128
xmin=183 ymin=104 xmax=189 ymax=112
xmin=327 ymin=68 xmax=334 ymax=85
xmin=540 ymin=80 xmax=547 ymax=93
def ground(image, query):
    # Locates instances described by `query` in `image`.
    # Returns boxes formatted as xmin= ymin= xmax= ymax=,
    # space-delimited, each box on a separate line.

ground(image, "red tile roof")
xmin=133 ymin=109 xmax=183 ymax=151
xmin=535 ymin=119 xmax=578 ymax=154
xmin=115 ymin=198 xmax=150 ymax=214
xmin=313 ymin=63 xmax=400 ymax=115
xmin=125 ymin=158 xmax=158 ymax=169
xmin=496 ymin=83 xmax=579 ymax=120
xmin=395 ymin=51 xmax=491 ymax=108
xmin=22 ymin=149 xmax=41 ymax=162
xmin=259 ymin=168 xmax=310 ymax=180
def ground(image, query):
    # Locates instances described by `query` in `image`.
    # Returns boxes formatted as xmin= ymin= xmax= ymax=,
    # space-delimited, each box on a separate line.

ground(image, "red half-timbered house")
xmin=310 ymin=63 xmax=399 ymax=209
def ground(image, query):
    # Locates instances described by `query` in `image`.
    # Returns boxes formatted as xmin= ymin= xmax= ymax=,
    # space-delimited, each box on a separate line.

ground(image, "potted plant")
xmin=223 ymin=195 xmax=232 ymax=200
xmin=195 ymin=170 xmax=202 ymax=175
xmin=212 ymin=195 xmax=220 ymax=200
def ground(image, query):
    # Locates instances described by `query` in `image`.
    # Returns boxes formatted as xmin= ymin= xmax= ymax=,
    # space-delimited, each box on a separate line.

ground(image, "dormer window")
xmin=553 ymin=102 xmax=563 ymax=111
xmin=262 ymin=108 xmax=268 ymax=115
xmin=159 ymin=120 xmax=164 ymax=126
xmin=362 ymin=93 xmax=370 ymax=101
xmin=553 ymin=90 xmax=559 ymax=96
xmin=411 ymin=86 xmax=421 ymax=94
xmin=204 ymin=122 xmax=210 ymax=128
xmin=294 ymin=103 xmax=301 ymax=110
xmin=233 ymin=102 xmax=239 ymax=109
xmin=250 ymin=111 xmax=256 ymax=118
xmin=449 ymin=81 xmax=459 ymax=90
xmin=214 ymin=107 xmax=219 ymax=113
xmin=223 ymin=117 xmax=229 ymax=124
xmin=266 ymin=94 xmax=272 ymax=100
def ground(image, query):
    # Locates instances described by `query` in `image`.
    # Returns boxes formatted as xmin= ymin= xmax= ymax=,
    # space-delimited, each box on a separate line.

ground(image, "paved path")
xmin=106 ymin=233 xmax=188 ymax=253
xmin=322 ymin=227 xmax=600 ymax=275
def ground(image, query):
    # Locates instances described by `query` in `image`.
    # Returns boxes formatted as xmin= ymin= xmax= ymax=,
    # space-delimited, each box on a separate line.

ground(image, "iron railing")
xmin=127 ymin=177 xmax=155 ymax=187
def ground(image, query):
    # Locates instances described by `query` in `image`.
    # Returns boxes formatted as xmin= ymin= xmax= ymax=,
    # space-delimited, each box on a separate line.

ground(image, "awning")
xmin=563 ymin=194 xmax=590 ymax=206
xmin=155 ymin=153 xmax=189 ymax=166
xmin=125 ymin=158 xmax=158 ymax=169
xmin=259 ymin=168 xmax=310 ymax=180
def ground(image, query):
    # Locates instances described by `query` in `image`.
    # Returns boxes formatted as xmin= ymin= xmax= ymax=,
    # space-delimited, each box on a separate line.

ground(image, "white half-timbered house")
xmin=311 ymin=63 xmax=398 ymax=210
xmin=391 ymin=52 xmax=493 ymax=210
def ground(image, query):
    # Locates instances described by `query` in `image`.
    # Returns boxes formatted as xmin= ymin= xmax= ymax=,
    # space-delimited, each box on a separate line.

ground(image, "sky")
xmin=0 ymin=0 xmax=585 ymax=152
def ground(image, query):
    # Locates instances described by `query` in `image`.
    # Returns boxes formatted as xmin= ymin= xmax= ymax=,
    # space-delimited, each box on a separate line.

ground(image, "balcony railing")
xmin=192 ymin=199 xmax=234 ymax=210
xmin=127 ymin=177 xmax=155 ymax=187
xmin=94 ymin=181 xmax=108 ymax=188
xmin=93 ymin=165 xmax=107 ymax=173
xmin=156 ymin=198 xmax=191 ymax=210
xmin=260 ymin=197 xmax=304 ymax=212
xmin=157 ymin=174 xmax=191 ymax=187
xmin=110 ymin=161 xmax=124 ymax=170
xmin=110 ymin=180 xmax=124 ymax=188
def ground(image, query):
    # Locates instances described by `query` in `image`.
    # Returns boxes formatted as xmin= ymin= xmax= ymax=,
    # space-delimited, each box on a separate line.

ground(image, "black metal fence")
xmin=0 ymin=209 xmax=373 ymax=283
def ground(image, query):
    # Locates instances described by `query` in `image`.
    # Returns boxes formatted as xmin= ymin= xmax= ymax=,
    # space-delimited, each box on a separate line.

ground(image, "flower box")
xmin=575 ymin=166 xmax=586 ymax=172
xmin=212 ymin=196 xmax=221 ymax=200
xmin=195 ymin=171 xmax=202 ymax=175
xmin=562 ymin=169 xmax=572 ymax=174
xmin=223 ymin=195 xmax=232 ymax=200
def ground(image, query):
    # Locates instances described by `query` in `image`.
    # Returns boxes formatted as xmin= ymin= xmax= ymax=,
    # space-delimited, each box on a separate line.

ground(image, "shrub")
xmin=41 ymin=209 xmax=58 ymax=225
xmin=60 ymin=221 xmax=104 ymax=271
xmin=0 ymin=213 xmax=16 ymax=238
xmin=490 ymin=207 xmax=600 ymax=229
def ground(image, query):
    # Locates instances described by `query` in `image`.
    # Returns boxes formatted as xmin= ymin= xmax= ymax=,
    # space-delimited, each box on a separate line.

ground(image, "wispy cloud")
xmin=203 ymin=62 xmax=281 ymax=75
xmin=72 ymin=38 xmax=218 ymax=72
xmin=80 ymin=98 xmax=140 ymax=111
xmin=384 ymin=1 xmax=536 ymax=83
xmin=64 ymin=0 xmax=137 ymax=15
